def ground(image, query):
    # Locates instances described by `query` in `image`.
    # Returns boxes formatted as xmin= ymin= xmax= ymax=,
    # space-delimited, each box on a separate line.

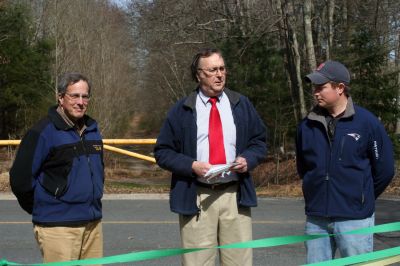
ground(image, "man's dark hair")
xmin=190 ymin=48 xmax=223 ymax=82
xmin=57 ymin=72 xmax=91 ymax=95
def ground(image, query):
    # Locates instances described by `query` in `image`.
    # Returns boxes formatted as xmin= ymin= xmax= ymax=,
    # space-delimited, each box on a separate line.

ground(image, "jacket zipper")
xmin=361 ymin=176 xmax=365 ymax=207
xmin=338 ymin=137 xmax=346 ymax=161
xmin=326 ymin=156 xmax=331 ymax=217
xmin=80 ymin=132 xmax=96 ymax=219
xmin=325 ymin=124 xmax=332 ymax=217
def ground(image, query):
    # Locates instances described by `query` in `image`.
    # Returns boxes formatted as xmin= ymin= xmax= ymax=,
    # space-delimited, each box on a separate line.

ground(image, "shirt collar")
xmin=56 ymin=105 xmax=87 ymax=135
xmin=307 ymin=96 xmax=356 ymax=124
xmin=57 ymin=105 xmax=75 ymax=128
xmin=198 ymin=89 xmax=224 ymax=106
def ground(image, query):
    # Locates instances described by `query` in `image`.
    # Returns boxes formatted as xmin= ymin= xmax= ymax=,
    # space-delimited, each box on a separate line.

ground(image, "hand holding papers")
xmin=204 ymin=162 xmax=239 ymax=181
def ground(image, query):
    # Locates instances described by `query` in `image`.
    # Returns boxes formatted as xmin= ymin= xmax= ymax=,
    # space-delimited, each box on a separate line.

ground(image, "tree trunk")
xmin=326 ymin=0 xmax=335 ymax=60
xmin=342 ymin=0 xmax=348 ymax=45
xmin=287 ymin=1 xmax=307 ymax=117
xmin=303 ymin=0 xmax=316 ymax=71
xmin=395 ymin=31 xmax=400 ymax=134
xmin=344 ymin=0 xmax=354 ymax=48
xmin=234 ymin=0 xmax=248 ymax=37
xmin=54 ymin=0 xmax=58 ymax=100
xmin=292 ymin=28 xmax=307 ymax=117
xmin=274 ymin=0 xmax=307 ymax=118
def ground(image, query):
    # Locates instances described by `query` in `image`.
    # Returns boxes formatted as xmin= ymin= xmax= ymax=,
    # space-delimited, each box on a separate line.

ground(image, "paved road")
xmin=0 ymin=194 xmax=399 ymax=266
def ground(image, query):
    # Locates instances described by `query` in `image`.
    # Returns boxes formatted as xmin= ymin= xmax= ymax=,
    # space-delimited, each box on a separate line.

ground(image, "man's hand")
xmin=192 ymin=161 xmax=212 ymax=178
xmin=231 ymin=156 xmax=248 ymax=173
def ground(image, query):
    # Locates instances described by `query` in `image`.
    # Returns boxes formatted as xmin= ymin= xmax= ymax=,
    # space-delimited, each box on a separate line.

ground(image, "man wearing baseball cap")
xmin=295 ymin=60 xmax=395 ymax=263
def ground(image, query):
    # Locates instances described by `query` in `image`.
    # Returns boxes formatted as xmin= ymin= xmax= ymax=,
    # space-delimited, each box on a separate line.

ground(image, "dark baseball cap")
xmin=305 ymin=61 xmax=350 ymax=85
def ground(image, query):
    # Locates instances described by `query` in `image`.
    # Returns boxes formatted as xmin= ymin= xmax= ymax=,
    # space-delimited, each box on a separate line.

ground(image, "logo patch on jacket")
xmin=347 ymin=133 xmax=361 ymax=141
xmin=93 ymin=144 xmax=102 ymax=151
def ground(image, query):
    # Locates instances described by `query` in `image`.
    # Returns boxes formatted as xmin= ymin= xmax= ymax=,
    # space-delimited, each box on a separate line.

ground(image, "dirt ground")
xmin=1 ymin=147 xmax=399 ymax=198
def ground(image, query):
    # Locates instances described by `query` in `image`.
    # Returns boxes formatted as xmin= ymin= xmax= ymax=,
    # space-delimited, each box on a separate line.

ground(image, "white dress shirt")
xmin=196 ymin=89 xmax=238 ymax=184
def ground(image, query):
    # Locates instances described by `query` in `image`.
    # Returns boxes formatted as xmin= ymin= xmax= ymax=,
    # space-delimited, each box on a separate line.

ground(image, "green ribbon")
xmin=33 ymin=248 xmax=205 ymax=266
xmin=304 ymin=246 xmax=400 ymax=266
xmin=1 ymin=222 xmax=399 ymax=266
xmin=0 ymin=260 xmax=19 ymax=266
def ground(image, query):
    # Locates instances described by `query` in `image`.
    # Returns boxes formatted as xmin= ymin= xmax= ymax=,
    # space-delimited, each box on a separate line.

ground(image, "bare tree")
xmin=395 ymin=30 xmax=400 ymax=134
xmin=326 ymin=0 xmax=335 ymax=60
xmin=36 ymin=0 xmax=138 ymax=137
xmin=303 ymin=0 xmax=316 ymax=71
xmin=274 ymin=0 xmax=307 ymax=118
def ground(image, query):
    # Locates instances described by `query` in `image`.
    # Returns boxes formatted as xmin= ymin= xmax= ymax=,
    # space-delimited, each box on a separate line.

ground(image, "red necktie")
xmin=208 ymin=97 xmax=226 ymax=164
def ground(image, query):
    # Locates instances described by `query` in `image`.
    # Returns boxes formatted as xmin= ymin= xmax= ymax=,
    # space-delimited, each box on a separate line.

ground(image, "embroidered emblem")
xmin=373 ymin=140 xmax=379 ymax=159
xmin=317 ymin=63 xmax=325 ymax=70
xmin=347 ymin=133 xmax=361 ymax=141
xmin=93 ymin=144 xmax=102 ymax=151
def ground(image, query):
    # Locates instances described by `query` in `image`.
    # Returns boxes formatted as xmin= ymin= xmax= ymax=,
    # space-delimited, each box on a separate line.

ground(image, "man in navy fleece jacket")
xmin=296 ymin=61 xmax=394 ymax=263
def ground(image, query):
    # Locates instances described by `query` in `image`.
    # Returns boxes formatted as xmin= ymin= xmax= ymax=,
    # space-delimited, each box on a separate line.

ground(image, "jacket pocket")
xmin=338 ymin=137 xmax=346 ymax=161
xmin=41 ymin=160 xmax=72 ymax=198
xmin=40 ymin=144 xmax=75 ymax=198
xmin=337 ymin=130 xmax=366 ymax=166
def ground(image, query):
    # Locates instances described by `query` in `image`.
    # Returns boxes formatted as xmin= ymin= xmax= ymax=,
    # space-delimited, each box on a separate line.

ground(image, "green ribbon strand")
xmin=29 ymin=248 xmax=205 ymax=266
xmin=218 ymin=234 xmax=323 ymax=249
xmin=304 ymin=246 xmax=400 ymax=266
xmin=0 ymin=259 xmax=19 ymax=266
xmin=1 ymin=221 xmax=399 ymax=266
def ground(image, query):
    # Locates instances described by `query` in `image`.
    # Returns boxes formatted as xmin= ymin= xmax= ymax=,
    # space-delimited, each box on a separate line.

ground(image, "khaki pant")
xmin=33 ymin=220 xmax=103 ymax=264
xmin=179 ymin=184 xmax=252 ymax=266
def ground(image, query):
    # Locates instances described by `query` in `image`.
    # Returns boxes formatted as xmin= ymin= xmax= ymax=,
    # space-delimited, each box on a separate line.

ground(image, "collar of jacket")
xmin=307 ymin=96 xmax=356 ymax=125
xmin=47 ymin=105 xmax=96 ymax=131
xmin=183 ymin=87 xmax=241 ymax=109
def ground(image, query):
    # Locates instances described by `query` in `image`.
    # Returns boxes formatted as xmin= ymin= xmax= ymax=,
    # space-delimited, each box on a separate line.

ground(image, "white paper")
xmin=204 ymin=163 xmax=239 ymax=180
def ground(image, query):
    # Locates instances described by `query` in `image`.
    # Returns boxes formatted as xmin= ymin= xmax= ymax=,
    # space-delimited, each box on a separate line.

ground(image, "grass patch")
xmin=107 ymin=181 xmax=168 ymax=189
xmin=104 ymin=180 xmax=170 ymax=193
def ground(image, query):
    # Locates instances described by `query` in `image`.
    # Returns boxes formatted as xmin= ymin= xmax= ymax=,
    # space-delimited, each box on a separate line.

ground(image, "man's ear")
xmin=58 ymin=93 xmax=64 ymax=105
xmin=337 ymin=83 xmax=345 ymax=95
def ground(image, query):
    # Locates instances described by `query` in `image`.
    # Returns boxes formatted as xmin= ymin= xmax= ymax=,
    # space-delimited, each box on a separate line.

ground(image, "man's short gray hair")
xmin=57 ymin=72 xmax=91 ymax=95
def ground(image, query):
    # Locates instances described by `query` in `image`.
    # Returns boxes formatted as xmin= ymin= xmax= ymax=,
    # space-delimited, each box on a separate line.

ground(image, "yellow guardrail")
xmin=0 ymin=139 xmax=157 ymax=163
xmin=103 ymin=144 xmax=155 ymax=163
xmin=0 ymin=140 xmax=20 ymax=146
xmin=103 ymin=139 xmax=156 ymax=145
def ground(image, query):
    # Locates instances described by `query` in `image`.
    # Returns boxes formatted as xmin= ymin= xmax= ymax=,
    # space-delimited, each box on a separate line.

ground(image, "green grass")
xmin=107 ymin=181 xmax=169 ymax=189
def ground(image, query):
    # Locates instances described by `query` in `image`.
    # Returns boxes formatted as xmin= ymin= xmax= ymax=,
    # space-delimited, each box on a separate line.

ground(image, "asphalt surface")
xmin=0 ymin=194 xmax=399 ymax=266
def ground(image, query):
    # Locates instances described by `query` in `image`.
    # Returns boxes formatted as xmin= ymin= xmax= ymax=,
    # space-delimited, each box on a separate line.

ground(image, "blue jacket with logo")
xmin=10 ymin=106 xmax=104 ymax=225
xmin=296 ymin=97 xmax=394 ymax=219
xmin=154 ymin=88 xmax=267 ymax=215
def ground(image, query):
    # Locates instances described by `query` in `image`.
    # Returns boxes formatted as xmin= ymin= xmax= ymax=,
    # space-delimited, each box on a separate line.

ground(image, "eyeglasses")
xmin=197 ymin=66 xmax=226 ymax=75
xmin=64 ymin=93 xmax=91 ymax=102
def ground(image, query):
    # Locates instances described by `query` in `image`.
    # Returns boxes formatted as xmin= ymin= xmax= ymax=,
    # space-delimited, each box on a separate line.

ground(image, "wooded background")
xmin=1 ymin=0 xmax=400 ymax=159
